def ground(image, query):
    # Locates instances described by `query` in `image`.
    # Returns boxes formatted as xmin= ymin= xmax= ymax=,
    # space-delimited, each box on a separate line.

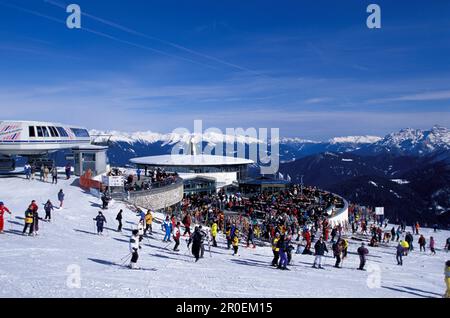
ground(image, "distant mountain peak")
xmin=360 ymin=125 xmax=450 ymax=156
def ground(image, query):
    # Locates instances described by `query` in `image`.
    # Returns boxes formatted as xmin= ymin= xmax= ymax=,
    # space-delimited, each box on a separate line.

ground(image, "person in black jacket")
xmin=188 ymin=226 xmax=202 ymax=262
xmin=357 ymin=243 xmax=369 ymax=270
xmin=313 ymin=236 xmax=328 ymax=269
xmin=116 ymin=209 xmax=123 ymax=232
xmin=405 ymin=232 xmax=414 ymax=251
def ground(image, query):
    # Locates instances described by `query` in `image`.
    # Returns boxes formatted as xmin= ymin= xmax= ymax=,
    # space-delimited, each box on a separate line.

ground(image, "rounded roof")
xmin=130 ymin=154 xmax=253 ymax=167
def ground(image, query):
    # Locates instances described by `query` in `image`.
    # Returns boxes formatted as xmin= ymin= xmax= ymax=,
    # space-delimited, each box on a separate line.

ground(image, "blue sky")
xmin=0 ymin=0 xmax=449 ymax=139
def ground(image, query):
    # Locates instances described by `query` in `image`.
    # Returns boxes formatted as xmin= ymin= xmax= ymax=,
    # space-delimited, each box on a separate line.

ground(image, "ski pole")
xmin=120 ymin=252 xmax=132 ymax=261
xmin=120 ymin=254 xmax=132 ymax=267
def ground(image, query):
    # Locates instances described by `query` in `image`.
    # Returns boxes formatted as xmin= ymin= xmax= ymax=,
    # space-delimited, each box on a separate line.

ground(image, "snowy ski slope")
xmin=0 ymin=175 xmax=448 ymax=298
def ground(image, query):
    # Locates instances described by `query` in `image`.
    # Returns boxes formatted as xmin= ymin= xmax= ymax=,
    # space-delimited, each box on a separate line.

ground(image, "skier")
xmin=136 ymin=168 xmax=141 ymax=181
xmin=116 ymin=209 xmax=123 ymax=232
xmin=286 ymin=235 xmax=295 ymax=265
xmin=390 ymin=226 xmax=396 ymax=241
xmin=30 ymin=163 xmax=36 ymax=180
xmin=65 ymin=163 xmax=71 ymax=180
xmin=303 ymin=228 xmax=312 ymax=253
xmin=277 ymin=234 xmax=288 ymax=270
xmin=0 ymin=202 xmax=12 ymax=233
xmin=415 ymin=222 xmax=420 ymax=235
xmin=198 ymin=225 xmax=207 ymax=258
xmin=32 ymin=209 xmax=44 ymax=235
xmin=24 ymin=163 xmax=31 ymax=180
xmin=357 ymin=242 xmax=369 ymax=270
xmin=272 ymin=232 xmax=280 ymax=267
xmin=144 ymin=210 xmax=153 ymax=235
xmin=225 ymin=224 xmax=232 ymax=250
xmin=39 ymin=165 xmax=44 ymax=181
xmin=418 ymin=235 xmax=426 ymax=252
xmin=101 ymin=193 xmax=110 ymax=209
xmin=232 ymin=229 xmax=240 ymax=256
xmin=342 ymin=238 xmax=349 ymax=264
xmin=44 ymin=200 xmax=54 ymax=222
xmin=396 ymin=242 xmax=404 ymax=266
xmin=57 ymin=189 xmax=65 ymax=208
xmin=445 ymin=260 xmax=450 ymax=298
xmin=405 ymin=232 xmax=414 ymax=251
xmin=182 ymin=212 xmax=191 ymax=236
xmin=162 ymin=216 xmax=172 ymax=242
xmin=396 ymin=226 xmax=402 ymax=242
xmin=93 ymin=212 xmax=107 ymax=235
xmin=246 ymin=223 xmax=256 ymax=248
xmin=137 ymin=220 xmax=145 ymax=243
xmin=50 ymin=166 xmax=58 ymax=184
xmin=43 ymin=166 xmax=49 ymax=182
xmin=313 ymin=236 xmax=328 ymax=269
xmin=446 ymin=238 xmax=450 ymax=252
xmin=129 ymin=229 xmax=141 ymax=269
xmin=188 ymin=226 xmax=202 ymax=262
xmin=22 ymin=208 xmax=34 ymax=236
xmin=173 ymin=222 xmax=181 ymax=252
xmin=333 ymin=238 xmax=343 ymax=268
xmin=430 ymin=236 xmax=436 ymax=255
xmin=211 ymin=220 xmax=218 ymax=247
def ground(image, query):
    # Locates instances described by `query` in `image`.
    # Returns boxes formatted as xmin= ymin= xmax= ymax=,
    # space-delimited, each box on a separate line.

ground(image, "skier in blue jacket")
xmin=163 ymin=216 xmax=172 ymax=242
xmin=93 ymin=211 xmax=107 ymax=235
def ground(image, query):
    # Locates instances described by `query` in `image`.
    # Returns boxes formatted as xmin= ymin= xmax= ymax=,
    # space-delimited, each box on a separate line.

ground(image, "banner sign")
xmin=375 ymin=207 xmax=384 ymax=215
xmin=102 ymin=175 xmax=124 ymax=187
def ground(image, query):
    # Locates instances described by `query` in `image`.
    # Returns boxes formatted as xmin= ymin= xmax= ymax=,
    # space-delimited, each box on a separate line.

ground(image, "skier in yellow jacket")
xmin=232 ymin=230 xmax=239 ymax=256
xmin=211 ymin=221 xmax=218 ymax=247
xmin=272 ymin=233 xmax=281 ymax=267
xmin=445 ymin=260 xmax=450 ymax=298
xmin=144 ymin=210 xmax=153 ymax=235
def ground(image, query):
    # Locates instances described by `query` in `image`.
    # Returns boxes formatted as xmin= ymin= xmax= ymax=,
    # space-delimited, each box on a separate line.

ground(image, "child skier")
xmin=232 ymin=229 xmax=240 ymax=256
xmin=93 ymin=212 xmax=107 ymax=235
xmin=44 ymin=200 xmax=54 ymax=222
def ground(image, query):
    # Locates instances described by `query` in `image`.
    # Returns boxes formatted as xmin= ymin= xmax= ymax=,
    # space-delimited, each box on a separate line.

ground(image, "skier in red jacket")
xmin=0 ymin=202 xmax=12 ymax=233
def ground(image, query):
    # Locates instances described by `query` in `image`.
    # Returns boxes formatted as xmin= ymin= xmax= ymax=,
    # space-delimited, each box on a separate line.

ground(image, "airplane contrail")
xmin=0 ymin=1 xmax=220 ymax=70
xmin=43 ymin=0 xmax=271 ymax=78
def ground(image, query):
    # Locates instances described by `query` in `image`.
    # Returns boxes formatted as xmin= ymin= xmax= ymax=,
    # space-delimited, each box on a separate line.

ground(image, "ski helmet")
xmin=132 ymin=229 xmax=138 ymax=235
xmin=0 ymin=202 xmax=3 ymax=206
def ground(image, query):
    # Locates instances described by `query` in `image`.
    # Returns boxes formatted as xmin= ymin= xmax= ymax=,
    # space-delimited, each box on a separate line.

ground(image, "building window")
xmin=28 ymin=126 xmax=36 ymax=138
xmin=42 ymin=126 xmax=50 ymax=137
xmin=56 ymin=127 xmax=69 ymax=137
xmin=48 ymin=126 xmax=59 ymax=137
xmin=70 ymin=128 xmax=90 ymax=138
xmin=36 ymin=126 xmax=44 ymax=137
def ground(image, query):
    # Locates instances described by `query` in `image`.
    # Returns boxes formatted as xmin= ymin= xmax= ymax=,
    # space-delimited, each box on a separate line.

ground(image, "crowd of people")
xmin=0 ymin=189 xmax=65 ymax=236
xmin=23 ymin=163 xmax=72 ymax=183
xmin=116 ymin=168 xmax=179 ymax=192
xmin=2 ymin=176 xmax=449 ymax=297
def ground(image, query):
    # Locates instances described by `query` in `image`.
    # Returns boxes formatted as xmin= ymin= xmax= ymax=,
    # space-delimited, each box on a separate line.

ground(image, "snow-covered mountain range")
xmin=357 ymin=125 xmax=450 ymax=156
xmin=89 ymin=126 xmax=450 ymax=165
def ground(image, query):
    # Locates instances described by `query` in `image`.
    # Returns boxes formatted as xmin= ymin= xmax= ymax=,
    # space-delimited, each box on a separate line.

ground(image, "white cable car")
xmin=0 ymin=120 xmax=91 ymax=156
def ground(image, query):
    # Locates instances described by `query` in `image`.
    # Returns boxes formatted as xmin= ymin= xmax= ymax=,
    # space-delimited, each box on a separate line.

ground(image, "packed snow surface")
xmin=0 ymin=175 xmax=448 ymax=298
